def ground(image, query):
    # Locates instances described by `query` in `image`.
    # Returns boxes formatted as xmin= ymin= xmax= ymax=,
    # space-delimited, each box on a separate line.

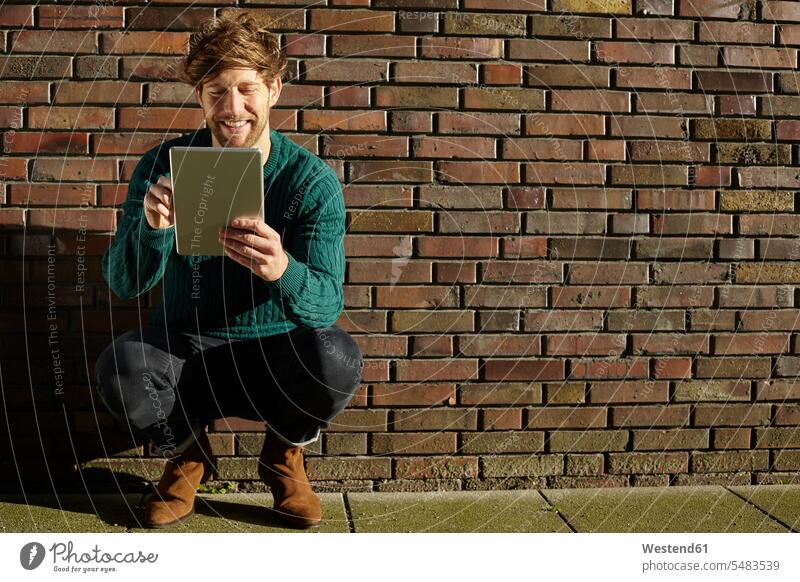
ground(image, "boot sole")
xmin=271 ymin=508 xmax=322 ymax=529
xmin=141 ymin=506 xmax=195 ymax=529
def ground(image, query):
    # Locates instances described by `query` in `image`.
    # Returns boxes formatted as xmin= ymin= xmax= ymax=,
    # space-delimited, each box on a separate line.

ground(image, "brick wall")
xmin=2 ymin=0 xmax=800 ymax=493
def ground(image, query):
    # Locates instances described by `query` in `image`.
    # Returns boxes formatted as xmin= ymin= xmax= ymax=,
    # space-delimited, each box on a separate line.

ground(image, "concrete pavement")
xmin=1 ymin=485 xmax=798 ymax=533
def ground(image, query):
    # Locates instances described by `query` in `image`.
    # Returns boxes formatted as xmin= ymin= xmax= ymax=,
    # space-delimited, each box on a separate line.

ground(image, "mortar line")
xmin=343 ymin=491 xmax=356 ymax=533
xmin=537 ymin=488 xmax=577 ymax=533
xmin=724 ymin=486 xmax=798 ymax=533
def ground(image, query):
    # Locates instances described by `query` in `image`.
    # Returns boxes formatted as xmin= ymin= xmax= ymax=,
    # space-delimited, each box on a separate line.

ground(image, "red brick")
xmin=693 ymin=404 xmax=771 ymax=427
xmin=326 ymin=86 xmax=369 ymax=108
xmin=28 ymin=208 xmax=115 ymax=231
xmin=590 ymin=381 xmax=669 ymax=403
xmin=349 ymin=161 xmax=432 ymax=183
xmin=714 ymin=334 xmax=789 ymax=355
xmin=11 ymin=30 xmax=98 ymax=54
xmin=525 ymin=113 xmax=605 ymax=137
xmin=8 ymin=184 xmax=95 ymax=206
xmin=372 ymin=383 xmax=455 ymax=406
xmin=765 ymin=1 xmax=800 ymax=22
xmin=393 ymin=62 xmax=476 ymax=86
xmin=0 ymin=81 xmax=49 ymax=104
xmin=118 ymin=107 xmax=204 ymax=130
xmin=101 ymin=31 xmax=189 ymax=55
xmin=596 ymin=41 xmax=675 ymax=64
xmin=392 ymin=111 xmax=432 ymax=132
xmin=371 ymin=432 xmax=456 ymax=455
xmin=503 ymin=138 xmax=582 ymax=161
xmin=3 ymin=132 xmax=89 ymax=154
xmin=323 ymin=135 xmax=408 ymax=159
xmin=508 ymin=39 xmax=588 ymax=61
xmin=482 ymin=408 xmax=523 ymax=430
xmin=309 ymin=9 xmax=394 ymax=32
xmin=724 ymin=46 xmax=796 ymax=69
xmin=0 ymin=5 xmax=34 ymax=27
xmin=38 ymin=5 xmax=124 ymax=29
xmin=304 ymin=59 xmax=388 ymax=83
xmin=421 ymin=37 xmax=504 ymax=59
xmin=413 ymin=136 xmax=495 ymax=159
xmin=126 ymin=6 xmax=214 ymax=30
xmin=611 ymin=405 xmax=690 ymax=427
xmin=417 ymin=236 xmax=498 ymax=257
xmin=484 ymin=359 xmax=564 ymax=382
xmin=395 ymin=359 xmax=478 ymax=382
xmin=552 ymin=287 xmax=631 ymax=308
xmin=392 ymin=409 xmax=477 ymax=431
xmin=302 ymin=110 xmax=386 ymax=132
xmin=332 ymin=34 xmax=416 ymax=58
xmin=438 ymin=111 xmax=519 ymax=135
xmin=482 ymin=63 xmax=522 ymax=84
xmin=681 ymin=0 xmax=755 ymax=19
xmin=92 ymin=132 xmax=178 ymax=155
xmin=695 ymin=71 xmax=772 ymax=92
xmin=396 ymin=456 xmax=478 ymax=479
xmin=526 ymin=406 xmax=606 ymax=429
xmin=437 ymin=161 xmax=519 ymax=184
xmin=375 ymin=86 xmax=458 ymax=109
xmin=54 ymin=81 xmax=141 ymax=105
xmin=29 ymin=107 xmax=114 ymax=130
xmin=285 ymin=33 xmax=325 ymax=57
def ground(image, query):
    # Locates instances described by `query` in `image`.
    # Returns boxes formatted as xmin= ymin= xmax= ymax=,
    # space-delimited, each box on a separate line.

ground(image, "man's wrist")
xmin=268 ymin=251 xmax=306 ymax=296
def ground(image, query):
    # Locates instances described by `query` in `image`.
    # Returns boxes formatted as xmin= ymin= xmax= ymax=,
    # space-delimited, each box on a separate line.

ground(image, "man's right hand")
xmin=143 ymin=175 xmax=175 ymax=230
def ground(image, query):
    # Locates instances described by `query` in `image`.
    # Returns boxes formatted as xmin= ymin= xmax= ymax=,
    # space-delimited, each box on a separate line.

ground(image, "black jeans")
xmin=94 ymin=324 xmax=363 ymax=456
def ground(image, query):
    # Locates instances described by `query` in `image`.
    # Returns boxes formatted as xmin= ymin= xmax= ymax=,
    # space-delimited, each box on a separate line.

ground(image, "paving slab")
xmin=728 ymin=485 xmax=800 ymax=531
xmin=0 ymin=493 xmax=348 ymax=533
xmin=542 ymin=485 xmax=788 ymax=533
xmin=348 ymin=490 xmax=571 ymax=533
xmin=0 ymin=494 xmax=135 ymax=533
xmin=129 ymin=493 xmax=349 ymax=533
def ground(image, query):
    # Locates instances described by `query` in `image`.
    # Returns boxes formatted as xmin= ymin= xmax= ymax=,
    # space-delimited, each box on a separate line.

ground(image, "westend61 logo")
xmin=20 ymin=541 xmax=158 ymax=573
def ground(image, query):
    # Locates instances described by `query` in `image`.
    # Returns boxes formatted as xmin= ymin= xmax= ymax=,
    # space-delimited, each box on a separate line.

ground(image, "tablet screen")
xmin=168 ymin=146 xmax=265 ymax=256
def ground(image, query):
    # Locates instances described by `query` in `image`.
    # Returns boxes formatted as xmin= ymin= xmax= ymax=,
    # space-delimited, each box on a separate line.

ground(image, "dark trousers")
xmin=94 ymin=324 xmax=363 ymax=456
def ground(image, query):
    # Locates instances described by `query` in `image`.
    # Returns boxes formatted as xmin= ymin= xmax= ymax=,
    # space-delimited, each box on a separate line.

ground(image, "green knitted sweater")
xmin=101 ymin=127 xmax=346 ymax=339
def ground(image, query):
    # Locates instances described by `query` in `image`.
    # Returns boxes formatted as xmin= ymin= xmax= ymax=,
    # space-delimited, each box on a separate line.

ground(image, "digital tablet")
xmin=169 ymin=146 xmax=264 ymax=256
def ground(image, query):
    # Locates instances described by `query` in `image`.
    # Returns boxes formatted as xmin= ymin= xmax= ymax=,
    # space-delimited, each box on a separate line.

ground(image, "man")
xmin=94 ymin=10 xmax=363 ymax=529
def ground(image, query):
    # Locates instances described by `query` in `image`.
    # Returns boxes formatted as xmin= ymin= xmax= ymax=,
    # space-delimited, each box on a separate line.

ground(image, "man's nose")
xmin=219 ymin=89 xmax=245 ymax=114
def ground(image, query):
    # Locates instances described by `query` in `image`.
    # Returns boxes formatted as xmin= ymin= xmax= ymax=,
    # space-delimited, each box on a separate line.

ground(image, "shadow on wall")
xmin=0 ymin=231 xmax=170 ymax=494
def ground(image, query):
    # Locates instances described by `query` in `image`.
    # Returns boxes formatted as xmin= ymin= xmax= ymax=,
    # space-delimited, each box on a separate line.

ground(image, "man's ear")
xmin=268 ymin=77 xmax=282 ymax=108
xmin=194 ymin=85 xmax=203 ymax=107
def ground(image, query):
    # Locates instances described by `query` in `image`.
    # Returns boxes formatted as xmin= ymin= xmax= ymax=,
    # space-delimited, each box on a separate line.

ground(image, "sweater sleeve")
xmin=266 ymin=169 xmax=346 ymax=328
xmin=101 ymin=156 xmax=175 ymax=300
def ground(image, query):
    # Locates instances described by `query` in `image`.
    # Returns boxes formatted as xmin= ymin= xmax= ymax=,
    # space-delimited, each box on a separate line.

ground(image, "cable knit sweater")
xmin=101 ymin=127 xmax=346 ymax=339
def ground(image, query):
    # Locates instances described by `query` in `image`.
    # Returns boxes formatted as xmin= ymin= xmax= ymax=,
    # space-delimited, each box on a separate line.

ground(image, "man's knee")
xmin=296 ymin=326 xmax=363 ymax=421
xmin=313 ymin=326 xmax=363 ymax=390
xmin=94 ymin=334 xmax=171 ymax=430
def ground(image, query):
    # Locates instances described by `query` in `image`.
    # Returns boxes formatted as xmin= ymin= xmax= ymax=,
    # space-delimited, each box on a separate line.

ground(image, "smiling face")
xmin=195 ymin=67 xmax=281 ymax=157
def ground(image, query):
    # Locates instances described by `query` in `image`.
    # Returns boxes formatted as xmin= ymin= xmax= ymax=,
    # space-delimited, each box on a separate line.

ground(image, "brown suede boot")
xmin=258 ymin=430 xmax=322 ymax=528
xmin=141 ymin=431 xmax=214 ymax=528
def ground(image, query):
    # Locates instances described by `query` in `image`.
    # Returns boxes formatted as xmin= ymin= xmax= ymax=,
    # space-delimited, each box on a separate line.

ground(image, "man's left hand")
xmin=218 ymin=217 xmax=289 ymax=282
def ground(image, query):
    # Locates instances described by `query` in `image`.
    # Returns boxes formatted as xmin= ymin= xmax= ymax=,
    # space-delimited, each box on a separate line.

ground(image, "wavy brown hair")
xmin=180 ymin=9 xmax=288 ymax=90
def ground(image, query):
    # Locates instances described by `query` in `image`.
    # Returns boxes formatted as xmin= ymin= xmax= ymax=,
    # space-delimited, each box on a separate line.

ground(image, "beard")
xmin=208 ymin=114 xmax=268 ymax=148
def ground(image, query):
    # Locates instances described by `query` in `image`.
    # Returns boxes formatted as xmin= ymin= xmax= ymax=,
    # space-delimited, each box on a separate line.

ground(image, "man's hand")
xmin=218 ymin=217 xmax=289 ymax=282
xmin=143 ymin=175 xmax=175 ymax=230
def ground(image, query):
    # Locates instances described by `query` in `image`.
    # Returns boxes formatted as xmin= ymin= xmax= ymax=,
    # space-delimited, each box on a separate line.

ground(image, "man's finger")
xmin=230 ymin=217 xmax=276 ymax=239
xmin=219 ymin=232 xmax=271 ymax=260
